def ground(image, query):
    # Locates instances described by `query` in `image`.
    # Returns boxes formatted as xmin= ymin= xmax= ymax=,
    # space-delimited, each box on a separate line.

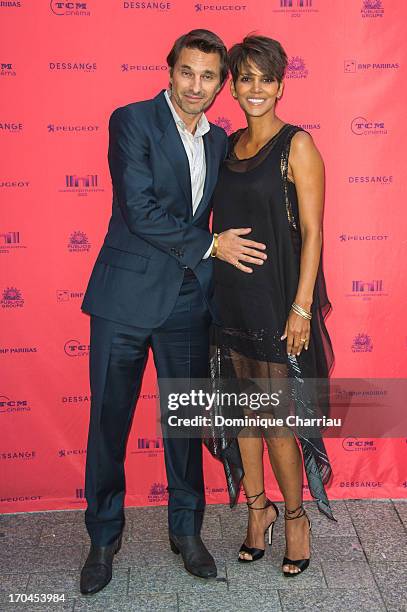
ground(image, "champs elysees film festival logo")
xmin=0 ymin=231 xmax=26 ymax=254
xmin=273 ymin=0 xmax=318 ymax=15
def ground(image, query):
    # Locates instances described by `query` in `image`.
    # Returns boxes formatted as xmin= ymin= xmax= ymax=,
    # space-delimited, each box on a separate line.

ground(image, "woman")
xmin=204 ymin=35 xmax=336 ymax=576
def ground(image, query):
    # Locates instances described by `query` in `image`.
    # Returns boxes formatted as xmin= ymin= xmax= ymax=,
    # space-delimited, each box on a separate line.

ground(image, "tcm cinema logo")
xmin=121 ymin=64 xmax=168 ymax=72
xmin=148 ymin=482 xmax=168 ymax=503
xmin=1 ymin=287 xmax=24 ymax=308
xmin=344 ymin=60 xmax=399 ymax=73
xmin=68 ymin=231 xmax=91 ymax=252
xmin=0 ymin=231 xmax=26 ymax=254
xmin=339 ymin=233 xmax=389 ymax=242
xmin=361 ymin=0 xmax=384 ymax=18
xmin=274 ymin=0 xmax=318 ymax=16
xmin=342 ymin=438 xmax=377 ymax=452
xmin=49 ymin=61 xmax=97 ymax=72
xmin=48 ymin=123 xmax=99 ymax=133
xmin=351 ymin=116 xmax=387 ymax=135
xmin=64 ymin=340 xmax=90 ymax=357
xmin=0 ymin=62 xmax=16 ymax=77
xmin=351 ymin=333 xmax=373 ymax=353
xmin=346 ymin=279 xmax=388 ymax=301
xmin=0 ymin=395 xmax=31 ymax=415
xmin=50 ymin=1 xmax=91 ymax=15
xmin=56 ymin=289 xmax=84 ymax=302
xmin=64 ymin=339 xmax=90 ymax=357
xmin=195 ymin=3 xmax=247 ymax=11
xmin=0 ymin=121 xmax=23 ymax=132
xmin=123 ymin=1 xmax=172 ymax=10
xmin=214 ymin=116 xmax=233 ymax=135
xmin=286 ymin=56 xmax=308 ymax=79
xmin=59 ymin=174 xmax=103 ymax=196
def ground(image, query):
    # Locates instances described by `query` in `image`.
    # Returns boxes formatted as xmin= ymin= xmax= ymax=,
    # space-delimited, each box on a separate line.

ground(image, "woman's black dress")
xmin=203 ymin=124 xmax=336 ymax=521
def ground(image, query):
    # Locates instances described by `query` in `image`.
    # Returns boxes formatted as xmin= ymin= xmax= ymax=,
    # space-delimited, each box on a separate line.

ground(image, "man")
xmin=80 ymin=29 xmax=267 ymax=595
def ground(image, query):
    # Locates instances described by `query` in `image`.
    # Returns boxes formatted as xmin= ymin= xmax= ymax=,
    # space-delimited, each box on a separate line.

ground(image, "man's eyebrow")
xmin=179 ymin=64 xmax=217 ymax=75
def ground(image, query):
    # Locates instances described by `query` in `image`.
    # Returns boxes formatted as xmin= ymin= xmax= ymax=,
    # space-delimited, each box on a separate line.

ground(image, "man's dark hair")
xmin=228 ymin=34 xmax=288 ymax=84
xmin=167 ymin=29 xmax=228 ymax=85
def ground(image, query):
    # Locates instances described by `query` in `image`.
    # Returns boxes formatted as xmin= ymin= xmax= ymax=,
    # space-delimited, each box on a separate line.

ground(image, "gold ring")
xmin=300 ymin=338 xmax=306 ymax=342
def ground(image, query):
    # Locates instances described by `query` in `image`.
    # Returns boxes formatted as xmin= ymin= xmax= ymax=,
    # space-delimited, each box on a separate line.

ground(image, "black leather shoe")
xmin=169 ymin=534 xmax=217 ymax=579
xmin=80 ymin=534 xmax=122 ymax=595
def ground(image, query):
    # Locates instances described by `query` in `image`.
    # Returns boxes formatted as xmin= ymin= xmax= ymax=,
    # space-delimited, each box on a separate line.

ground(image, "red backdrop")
xmin=1 ymin=0 xmax=406 ymax=513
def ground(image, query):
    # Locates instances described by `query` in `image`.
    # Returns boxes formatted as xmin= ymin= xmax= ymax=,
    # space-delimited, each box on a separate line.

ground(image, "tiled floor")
xmin=1 ymin=499 xmax=406 ymax=611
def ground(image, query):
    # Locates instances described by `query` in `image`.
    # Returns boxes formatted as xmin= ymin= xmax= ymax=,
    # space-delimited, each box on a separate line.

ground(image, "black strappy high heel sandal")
xmin=238 ymin=490 xmax=279 ymax=563
xmin=282 ymin=503 xmax=312 ymax=577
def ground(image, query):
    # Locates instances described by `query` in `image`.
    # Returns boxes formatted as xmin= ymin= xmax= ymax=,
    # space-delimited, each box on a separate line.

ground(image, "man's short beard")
xmin=172 ymin=90 xmax=208 ymax=116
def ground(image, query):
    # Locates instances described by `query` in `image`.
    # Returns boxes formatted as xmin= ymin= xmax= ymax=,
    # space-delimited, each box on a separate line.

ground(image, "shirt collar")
xmin=164 ymin=89 xmax=210 ymax=138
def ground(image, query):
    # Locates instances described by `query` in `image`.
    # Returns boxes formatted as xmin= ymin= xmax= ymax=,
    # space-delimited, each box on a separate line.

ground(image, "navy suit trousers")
xmin=84 ymin=270 xmax=211 ymax=545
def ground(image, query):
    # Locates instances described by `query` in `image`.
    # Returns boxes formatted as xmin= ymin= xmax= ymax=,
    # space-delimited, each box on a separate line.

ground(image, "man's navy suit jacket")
xmin=81 ymin=89 xmax=228 ymax=328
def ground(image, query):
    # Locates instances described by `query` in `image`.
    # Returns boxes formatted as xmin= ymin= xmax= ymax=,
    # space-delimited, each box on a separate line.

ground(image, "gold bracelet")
xmin=291 ymin=302 xmax=312 ymax=320
xmin=210 ymin=233 xmax=219 ymax=258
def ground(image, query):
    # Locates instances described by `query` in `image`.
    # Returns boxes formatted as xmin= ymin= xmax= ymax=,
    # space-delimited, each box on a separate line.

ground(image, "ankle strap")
xmin=284 ymin=504 xmax=305 ymax=520
xmin=244 ymin=490 xmax=266 ymax=509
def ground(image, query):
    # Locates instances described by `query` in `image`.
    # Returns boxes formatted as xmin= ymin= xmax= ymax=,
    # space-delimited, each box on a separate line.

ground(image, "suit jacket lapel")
xmin=194 ymin=129 xmax=215 ymax=220
xmin=159 ymin=121 xmax=192 ymax=211
xmin=154 ymin=91 xmax=192 ymax=214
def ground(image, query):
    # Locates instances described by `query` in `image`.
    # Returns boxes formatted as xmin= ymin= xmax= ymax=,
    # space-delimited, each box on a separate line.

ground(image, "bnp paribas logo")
xmin=50 ymin=1 xmax=91 ymax=16
xmin=0 ymin=2 xmax=22 ymax=7
xmin=361 ymin=0 xmax=384 ymax=18
xmin=286 ymin=56 xmax=308 ymax=79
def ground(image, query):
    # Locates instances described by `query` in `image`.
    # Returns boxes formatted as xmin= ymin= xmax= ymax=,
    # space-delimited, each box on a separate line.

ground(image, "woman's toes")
xmin=283 ymin=564 xmax=300 ymax=573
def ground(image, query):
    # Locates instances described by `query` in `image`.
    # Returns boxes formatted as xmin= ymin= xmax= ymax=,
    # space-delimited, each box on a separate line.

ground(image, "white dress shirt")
xmin=164 ymin=89 xmax=214 ymax=259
